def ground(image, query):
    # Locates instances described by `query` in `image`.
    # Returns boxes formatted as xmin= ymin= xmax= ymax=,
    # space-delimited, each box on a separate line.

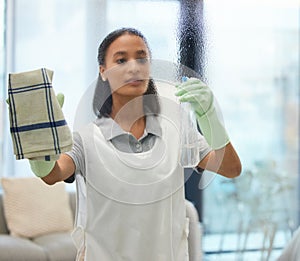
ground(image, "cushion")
xmin=1 ymin=177 xmax=73 ymax=238
xmin=33 ymin=232 xmax=77 ymax=260
xmin=0 ymin=234 xmax=47 ymax=260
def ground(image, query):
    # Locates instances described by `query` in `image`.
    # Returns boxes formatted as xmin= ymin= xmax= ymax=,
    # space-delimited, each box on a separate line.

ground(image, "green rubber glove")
xmin=29 ymin=93 xmax=65 ymax=178
xmin=175 ymin=78 xmax=230 ymax=150
xmin=29 ymin=160 xmax=57 ymax=178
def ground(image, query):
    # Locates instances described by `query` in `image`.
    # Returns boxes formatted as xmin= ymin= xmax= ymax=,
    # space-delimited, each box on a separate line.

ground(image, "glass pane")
xmin=202 ymin=1 xmax=299 ymax=259
xmin=106 ymin=0 xmax=179 ymax=62
xmin=6 ymin=0 xmax=86 ymax=177
xmin=14 ymin=0 xmax=86 ymax=127
xmin=5 ymin=0 xmax=299 ymax=259
xmin=0 ymin=0 xmax=5 ymax=177
xmin=5 ymin=0 xmax=180 ymax=173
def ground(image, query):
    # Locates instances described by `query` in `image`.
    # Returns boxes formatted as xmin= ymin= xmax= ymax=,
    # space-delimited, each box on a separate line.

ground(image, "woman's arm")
xmin=198 ymin=142 xmax=241 ymax=178
xmin=42 ymin=154 xmax=76 ymax=185
xmin=175 ymin=78 xmax=242 ymax=178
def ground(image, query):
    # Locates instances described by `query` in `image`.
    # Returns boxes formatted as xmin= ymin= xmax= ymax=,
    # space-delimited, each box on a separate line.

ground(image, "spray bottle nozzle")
xmin=181 ymin=76 xmax=188 ymax=82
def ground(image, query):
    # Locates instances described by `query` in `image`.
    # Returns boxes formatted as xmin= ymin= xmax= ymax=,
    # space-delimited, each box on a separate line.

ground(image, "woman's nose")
xmin=126 ymin=59 xmax=140 ymax=73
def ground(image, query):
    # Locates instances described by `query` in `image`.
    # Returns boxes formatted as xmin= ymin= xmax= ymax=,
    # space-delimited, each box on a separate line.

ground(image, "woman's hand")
xmin=175 ymin=78 xmax=229 ymax=150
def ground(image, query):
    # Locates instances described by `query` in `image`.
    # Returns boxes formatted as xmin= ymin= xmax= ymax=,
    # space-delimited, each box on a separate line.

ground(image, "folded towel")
xmin=7 ymin=68 xmax=73 ymax=160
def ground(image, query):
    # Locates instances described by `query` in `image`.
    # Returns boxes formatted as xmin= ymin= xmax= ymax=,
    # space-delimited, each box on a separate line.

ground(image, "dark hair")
xmin=93 ymin=27 xmax=160 ymax=117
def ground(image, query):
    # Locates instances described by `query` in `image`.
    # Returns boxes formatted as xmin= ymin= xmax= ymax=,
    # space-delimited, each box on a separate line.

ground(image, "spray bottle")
xmin=179 ymin=76 xmax=200 ymax=168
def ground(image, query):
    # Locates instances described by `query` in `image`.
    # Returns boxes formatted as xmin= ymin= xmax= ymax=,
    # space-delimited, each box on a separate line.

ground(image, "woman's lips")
xmin=126 ymin=79 xmax=144 ymax=86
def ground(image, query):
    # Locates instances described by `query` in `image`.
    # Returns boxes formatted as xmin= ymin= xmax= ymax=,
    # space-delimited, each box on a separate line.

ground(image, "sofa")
xmin=0 ymin=183 xmax=202 ymax=261
xmin=0 ymin=190 xmax=77 ymax=261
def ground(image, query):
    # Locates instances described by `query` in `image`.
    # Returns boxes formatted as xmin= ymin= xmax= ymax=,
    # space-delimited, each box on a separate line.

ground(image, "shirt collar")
xmin=94 ymin=115 xmax=162 ymax=141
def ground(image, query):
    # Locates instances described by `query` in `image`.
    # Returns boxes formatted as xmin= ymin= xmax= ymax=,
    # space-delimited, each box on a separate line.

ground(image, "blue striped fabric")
xmin=10 ymin=120 xmax=67 ymax=133
xmin=7 ymin=68 xmax=73 ymax=160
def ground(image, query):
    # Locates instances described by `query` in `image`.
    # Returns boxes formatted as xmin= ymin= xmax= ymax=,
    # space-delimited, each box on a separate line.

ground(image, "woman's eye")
xmin=116 ymin=58 xmax=127 ymax=64
xmin=137 ymin=58 xmax=149 ymax=64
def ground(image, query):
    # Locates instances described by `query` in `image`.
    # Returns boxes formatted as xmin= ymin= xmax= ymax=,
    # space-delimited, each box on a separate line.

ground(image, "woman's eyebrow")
xmin=112 ymin=50 xmax=148 ymax=58
xmin=113 ymin=51 xmax=127 ymax=58
xmin=136 ymin=50 xmax=147 ymax=56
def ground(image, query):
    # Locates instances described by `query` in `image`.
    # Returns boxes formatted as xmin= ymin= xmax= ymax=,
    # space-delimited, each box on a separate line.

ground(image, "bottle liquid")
xmin=179 ymin=77 xmax=200 ymax=168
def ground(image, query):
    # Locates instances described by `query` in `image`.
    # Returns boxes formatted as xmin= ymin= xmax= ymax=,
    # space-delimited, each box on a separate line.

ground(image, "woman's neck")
xmin=110 ymin=95 xmax=146 ymax=139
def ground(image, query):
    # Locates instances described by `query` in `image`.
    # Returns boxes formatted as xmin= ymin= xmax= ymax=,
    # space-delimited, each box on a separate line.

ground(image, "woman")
xmin=34 ymin=28 xmax=241 ymax=260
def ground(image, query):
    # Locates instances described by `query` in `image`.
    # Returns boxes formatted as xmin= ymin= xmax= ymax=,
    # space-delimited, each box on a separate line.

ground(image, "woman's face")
xmin=100 ymin=34 xmax=151 ymax=99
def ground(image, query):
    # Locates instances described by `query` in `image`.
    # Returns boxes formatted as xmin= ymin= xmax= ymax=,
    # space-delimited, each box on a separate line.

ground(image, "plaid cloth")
xmin=7 ymin=68 xmax=73 ymax=160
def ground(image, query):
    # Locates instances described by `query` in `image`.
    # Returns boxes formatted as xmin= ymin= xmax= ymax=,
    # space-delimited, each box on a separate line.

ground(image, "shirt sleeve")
xmin=194 ymin=132 xmax=212 ymax=173
xmin=198 ymin=132 xmax=212 ymax=161
xmin=65 ymin=132 xmax=86 ymax=180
